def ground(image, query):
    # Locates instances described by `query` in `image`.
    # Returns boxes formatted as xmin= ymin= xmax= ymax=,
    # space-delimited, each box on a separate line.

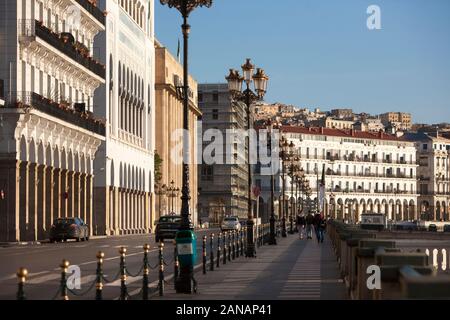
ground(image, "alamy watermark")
xmin=367 ymin=5 xmax=382 ymax=30
xmin=170 ymin=122 xmax=281 ymax=176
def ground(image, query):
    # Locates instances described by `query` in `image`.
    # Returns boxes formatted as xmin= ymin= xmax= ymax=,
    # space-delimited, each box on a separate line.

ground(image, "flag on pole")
xmin=177 ymin=38 xmax=181 ymax=63
xmin=319 ymin=163 xmax=326 ymax=217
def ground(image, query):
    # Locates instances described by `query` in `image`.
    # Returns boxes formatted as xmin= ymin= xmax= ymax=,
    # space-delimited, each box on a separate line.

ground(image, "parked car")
xmin=49 ymin=218 xmax=89 ymax=242
xmin=154 ymin=215 xmax=193 ymax=242
xmin=394 ymin=221 xmax=418 ymax=231
xmin=428 ymin=224 xmax=438 ymax=232
xmin=443 ymin=225 xmax=450 ymax=233
xmin=221 ymin=216 xmax=242 ymax=232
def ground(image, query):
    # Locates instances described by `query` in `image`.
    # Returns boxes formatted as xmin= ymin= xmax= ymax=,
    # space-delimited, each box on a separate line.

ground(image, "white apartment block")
xmin=407 ymin=132 xmax=450 ymax=221
xmin=279 ymin=127 xmax=419 ymax=222
xmin=93 ymin=0 xmax=155 ymax=235
xmin=0 ymin=0 xmax=106 ymax=241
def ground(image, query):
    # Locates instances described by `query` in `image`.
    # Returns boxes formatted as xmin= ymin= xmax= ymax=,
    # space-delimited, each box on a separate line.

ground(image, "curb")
xmin=0 ymin=241 xmax=42 ymax=247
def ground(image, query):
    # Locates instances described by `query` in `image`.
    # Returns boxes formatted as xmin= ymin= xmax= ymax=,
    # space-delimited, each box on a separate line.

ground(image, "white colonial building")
xmin=0 ymin=0 xmax=106 ymax=242
xmin=257 ymin=127 xmax=419 ymax=223
xmin=93 ymin=0 xmax=155 ymax=235
xmin=406 ymin=132 xmax=450 ymax=221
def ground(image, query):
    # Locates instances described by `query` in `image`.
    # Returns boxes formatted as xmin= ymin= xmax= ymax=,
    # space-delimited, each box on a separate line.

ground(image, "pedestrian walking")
xmin=305 ymin=213 xmax=314 ymax=239
xmin=315 ymin=214 xmax=327 ymax=244
xmin=297 ymin=214 xmax=306 ymax=239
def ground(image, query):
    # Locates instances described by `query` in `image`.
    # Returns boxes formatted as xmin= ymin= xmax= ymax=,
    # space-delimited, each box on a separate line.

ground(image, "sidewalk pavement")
xmin=154 ymin=233 xmax=348 ymax=300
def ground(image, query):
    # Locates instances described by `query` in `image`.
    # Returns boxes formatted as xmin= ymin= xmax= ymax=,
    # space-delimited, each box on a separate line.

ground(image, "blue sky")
xmin=155 ymin=0 xmax=450 ymax=124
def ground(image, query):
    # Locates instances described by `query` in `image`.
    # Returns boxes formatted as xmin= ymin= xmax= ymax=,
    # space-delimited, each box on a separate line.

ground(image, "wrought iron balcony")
xmin=7 ymin=92 xmax=105 ymax=136
xmin=20 ymin=20 xmax=105 ymax=79
xmin=75 ymin=0 xmax=106 ymax=25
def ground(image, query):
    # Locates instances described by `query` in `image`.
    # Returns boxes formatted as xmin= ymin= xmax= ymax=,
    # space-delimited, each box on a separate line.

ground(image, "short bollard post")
xmin=173 ymin=240 xmax=179 ymax=290
xmin=228 ymin=231 xmax=232 ymax=262
xmin=202 ymin=235 xmax=207 ymax=275
xmin=243 ymin=227 xmax=247 ymax=254
xmin=142 ymin=244 xmax=150 ymax=300
xmin=158 ymin=242 xmax=164 ymax=296
xmin=119 ymin=247 xmax=128 ymax=300
xmin=235 ymin=230 xmax=240 ymax=257
xmin=210 ymin=234 xmax=215 ymax=271
xmin=223 ymin=232 xmax=227 ymax=265
xmin=16 ymin=267 xmax=28 ymax=300
xmin=60 ymin=260 xmax=69 ymax=300
xmin=216 ymin=232 xmax=221 ymax=268
xmin=231 ymin=231 xmax=236 ymax=260
xmin=95 ymin=252 xmax=104 ymax=300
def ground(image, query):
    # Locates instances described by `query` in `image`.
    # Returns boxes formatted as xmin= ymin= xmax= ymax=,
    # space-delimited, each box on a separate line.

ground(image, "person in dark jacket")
xmin=305 ymin=213 xmax=314 ymax=239
xmin=315 ymin=214 xmax=326 ymax=243
xmin=297 ymin=214 xmax=306 ymax=239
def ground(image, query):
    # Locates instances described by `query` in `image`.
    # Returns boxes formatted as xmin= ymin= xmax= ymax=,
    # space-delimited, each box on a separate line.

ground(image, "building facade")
xmin=0 ymin=0 xmax=106 ymax=241
xmin=258 ymin=127 xmax=419 ymax=223
xmin=406 ymin=132 xmax=450 ymax=221
xmin=197 ymin=83 xmax=249 ymax=224
xmin=380 ymin=112 xmax=412 ymax=131
xmin=309 ymin=117 xmax=355 ymax=130
xmin=93 ymin=0 xmax=155 ymax=235
xmin=154 ymin=40 xmax=201 ymax=225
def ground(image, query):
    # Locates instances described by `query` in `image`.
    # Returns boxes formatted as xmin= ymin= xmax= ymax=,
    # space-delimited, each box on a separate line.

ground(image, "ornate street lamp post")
xmin=288 ymin=154 xmax=300 ymax=234
xmin=160 ymin=0 xmax=212 ymax=294
xmin=226 ymin=59 xmax=269 ymax=257
xmin=265 ymin=120 xmax=277 ymax=245
xmin=167 ymin=180 xmax=180 ymax=213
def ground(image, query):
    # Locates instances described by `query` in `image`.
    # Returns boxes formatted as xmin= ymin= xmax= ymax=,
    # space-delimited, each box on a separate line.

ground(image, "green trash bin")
xmin=176 ymin=230 xmax=198 ymax=269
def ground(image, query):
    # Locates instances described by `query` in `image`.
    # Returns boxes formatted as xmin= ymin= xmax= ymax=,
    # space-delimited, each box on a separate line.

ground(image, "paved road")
xmin=154 ymin=233 xmax=348 ymax=300
xmin=0 ymin=229 xmax=219 ymax=300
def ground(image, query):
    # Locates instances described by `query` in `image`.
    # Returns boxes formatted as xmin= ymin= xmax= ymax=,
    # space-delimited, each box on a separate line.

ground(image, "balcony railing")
xmin=324 ymin=171 xmax=416 ymax=179
xmin=323 ymin=154 xmax=416 ymax=165
xmin=75 ymin=0 xmax=106 ymax=25
xmin=19 ymin=20 xmax=105 ymax=79
xmin=7 ymin=92 xmax=105 ymax=136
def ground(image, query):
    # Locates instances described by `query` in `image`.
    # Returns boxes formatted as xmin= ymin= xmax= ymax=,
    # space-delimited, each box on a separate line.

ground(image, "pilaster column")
xmin=119 ymin=188 xmax=124 ymax=234
xmin=86 ymin=174 xmax=93 ymax=235
xmin=109 ymin=186 xmax=114 ymax=235
xmin=80 ymin=173 xmax=86 ymax=223
xmin=45 ymin=167 xmax=54 ymax=233
xmin=132 ymin=190 xmax=136 ymax=233
xmin=145 ymin=191 xmax=151 ymax=233
xmin=67 ymin=171 xmax=74 ymax=218
xmin=60 ymin=169 xmax=68 ymax=218
xmin=0 ymin=160 xmax=21 ymax=242
xmin=37 ymin=164 xmax=46 ymax=240
xmin=19 ymin=162 xmax=30 ymax=241
xmin=74 ymin=172 xmax=80 ymax=219
xmin=114 ymin=187 xmax=119 ymax=235
xmin=28 ymin=163 xmax=38 ymax=241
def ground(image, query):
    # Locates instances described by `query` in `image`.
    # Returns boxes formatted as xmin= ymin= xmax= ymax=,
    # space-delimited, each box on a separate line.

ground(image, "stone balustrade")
xmin=327 ymin=220 xmax=450 ymax=300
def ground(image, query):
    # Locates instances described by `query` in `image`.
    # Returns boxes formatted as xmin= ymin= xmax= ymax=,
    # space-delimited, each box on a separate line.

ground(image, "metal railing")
xmin=14 ymin=225 xmax=276 ymax=300
xmin=7 ymin=92 xmax=106 ymax=136
xmin=75 ymin=0 xmax=106 ymax=25
xmin=19 ymin=20 xmax=105 ymax=79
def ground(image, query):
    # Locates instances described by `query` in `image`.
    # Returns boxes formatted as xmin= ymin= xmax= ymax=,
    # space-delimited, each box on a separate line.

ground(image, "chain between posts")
xmin=16 ymin=228 xmax=261 ymax=301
